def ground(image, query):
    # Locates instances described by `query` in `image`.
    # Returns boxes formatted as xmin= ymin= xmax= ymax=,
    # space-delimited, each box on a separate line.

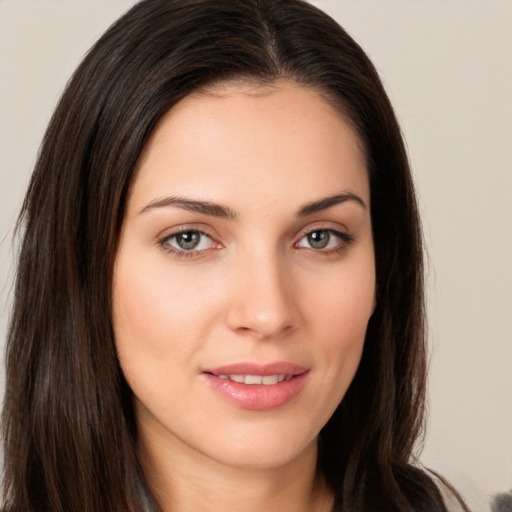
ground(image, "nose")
xmin=226 ymin=250 xmax=298 ymax=340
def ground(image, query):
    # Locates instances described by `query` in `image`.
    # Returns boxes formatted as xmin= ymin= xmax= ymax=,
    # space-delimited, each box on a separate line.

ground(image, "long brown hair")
xmin=2 ymin=1 xmax=467 ymax=511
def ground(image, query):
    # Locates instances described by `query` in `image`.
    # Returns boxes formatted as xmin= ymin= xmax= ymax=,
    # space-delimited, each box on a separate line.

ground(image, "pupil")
xmin=308 ymin=230 xmax=329 ymax=249
xmin=177 ymin=232 xmax=200 ymax=250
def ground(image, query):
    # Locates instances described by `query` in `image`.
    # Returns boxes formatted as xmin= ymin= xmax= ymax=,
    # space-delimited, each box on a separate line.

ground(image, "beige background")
xmin=1 ymin=1 xmax=511 ymax=510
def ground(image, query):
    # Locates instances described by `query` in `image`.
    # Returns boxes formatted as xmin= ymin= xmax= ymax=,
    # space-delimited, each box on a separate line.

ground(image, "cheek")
xmin=302 ymin=254 xmax=375 ymax=390
xmin=113 ymin=257 xmax=221 ymax=357
xmin=111 ymin=258 xmax=222 ymax=410
xmin=307 ymin=256 xmax=375 ymax=338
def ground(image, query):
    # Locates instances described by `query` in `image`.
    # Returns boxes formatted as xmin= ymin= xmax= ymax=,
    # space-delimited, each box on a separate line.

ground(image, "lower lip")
xmin=203 ymin=372 xmax=309 ymax=411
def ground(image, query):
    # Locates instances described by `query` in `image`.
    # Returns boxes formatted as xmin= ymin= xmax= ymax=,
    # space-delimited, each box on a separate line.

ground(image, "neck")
xmin=138 ymin=432 xmax=333 ymax=512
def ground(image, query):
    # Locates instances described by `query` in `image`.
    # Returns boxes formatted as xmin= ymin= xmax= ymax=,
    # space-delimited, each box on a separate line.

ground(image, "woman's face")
xmin=113 ymin=81 xmax=375 ymax=470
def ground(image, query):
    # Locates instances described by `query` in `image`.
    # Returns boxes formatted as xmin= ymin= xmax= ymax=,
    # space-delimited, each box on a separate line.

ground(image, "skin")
xmin=113 ymin=80 xmax=376 ymax=512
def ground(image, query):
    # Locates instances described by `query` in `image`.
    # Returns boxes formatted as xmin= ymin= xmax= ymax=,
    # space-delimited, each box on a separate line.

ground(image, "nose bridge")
xmin=226 ymin=243 xmax=296 ymax=339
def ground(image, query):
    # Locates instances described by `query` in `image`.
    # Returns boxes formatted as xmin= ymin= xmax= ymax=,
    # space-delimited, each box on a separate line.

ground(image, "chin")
xmin=204 ymin=425 xmax=319 ymax=470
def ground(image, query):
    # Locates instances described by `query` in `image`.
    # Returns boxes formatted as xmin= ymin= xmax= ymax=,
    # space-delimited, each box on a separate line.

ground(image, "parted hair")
xmin=2 ymin=1 xmax=467 ymax=511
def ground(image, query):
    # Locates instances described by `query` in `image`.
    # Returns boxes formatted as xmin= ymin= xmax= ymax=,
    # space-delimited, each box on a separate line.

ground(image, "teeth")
xmin=244 ymin=375 xmax=262 ymax=385
xmin=262 ymin=375 xmax=278 ymax=385
xmin=217 ymin=374 xmax=289 ymax=385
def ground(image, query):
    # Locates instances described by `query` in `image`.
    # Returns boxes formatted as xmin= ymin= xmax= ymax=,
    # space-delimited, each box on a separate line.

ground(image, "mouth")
xmin=202 ymin=363 xmax=309 ymax=411
xmin=213 ymin=373 xmax=292 ymax=385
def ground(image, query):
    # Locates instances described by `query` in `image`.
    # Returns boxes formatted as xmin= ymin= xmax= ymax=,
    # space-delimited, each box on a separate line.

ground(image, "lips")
xmin=202 ymin=362 xmax=309 ymax=411
xmin=216 ymin=374 xmax=290 ymax=385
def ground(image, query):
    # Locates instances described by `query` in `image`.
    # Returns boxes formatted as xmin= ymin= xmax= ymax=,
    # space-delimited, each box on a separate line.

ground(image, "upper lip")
xmin=203 ymin=362 xmax=309 ymax=377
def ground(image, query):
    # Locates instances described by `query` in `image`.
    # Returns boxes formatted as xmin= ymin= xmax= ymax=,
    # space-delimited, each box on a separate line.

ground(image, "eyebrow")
xmin=139 ymin=196 xmax=238 ymax=220
xmin=138 ymin=191 xmax=366 ymax=219
xmin=296 ymin=192 xmax=366 ymax=217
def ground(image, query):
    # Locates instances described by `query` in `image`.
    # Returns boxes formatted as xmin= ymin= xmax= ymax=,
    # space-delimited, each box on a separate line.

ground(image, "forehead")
xmin=129 ymin=80 xmax=368 ymax=214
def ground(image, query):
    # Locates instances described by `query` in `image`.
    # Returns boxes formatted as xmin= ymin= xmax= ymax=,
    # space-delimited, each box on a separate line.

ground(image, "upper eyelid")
xmin=296 ymin=227 xmax=353 ymax=244
xmin=158 ymin=229 xmax=221 ymax=258
xmin=157 ymin=224 xmax=218 ymax=241
xmin=295 ymin=221 xmax=350 ymax=238
xmin=156 ymin=222 xmax=353 ymax=246
xmin=161 ymin=229 xmax=213 ymax=242
xmin=300 ymin=227 xmax=345 ymax=237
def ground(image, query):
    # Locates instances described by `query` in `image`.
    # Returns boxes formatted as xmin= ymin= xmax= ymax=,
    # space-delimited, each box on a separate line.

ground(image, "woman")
xmin=2 ymin=0 xmax=469 ymax=511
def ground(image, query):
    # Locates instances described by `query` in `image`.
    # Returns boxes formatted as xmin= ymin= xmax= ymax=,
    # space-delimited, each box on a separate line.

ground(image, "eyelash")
xmin=294 ymin=228 xmax=355 ymax=255
xmin=157 ymin=227 xmax=354 ymax=259
xmin=158 ymin=229 xmax=219 ymax=259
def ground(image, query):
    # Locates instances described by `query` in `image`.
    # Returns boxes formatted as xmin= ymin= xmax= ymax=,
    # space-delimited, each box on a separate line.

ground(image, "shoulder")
xmin=431 ymin=475 xmax=468 ymax=512
xmin=439 ymin=486 xmax=466 ymax=512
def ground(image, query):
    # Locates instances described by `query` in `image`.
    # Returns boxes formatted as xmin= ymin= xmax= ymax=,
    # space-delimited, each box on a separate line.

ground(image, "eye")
xmin=295 ymin=228 xmax=353 ymax=251
xmin=159 ymin=230 xmax=217 ymax=256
